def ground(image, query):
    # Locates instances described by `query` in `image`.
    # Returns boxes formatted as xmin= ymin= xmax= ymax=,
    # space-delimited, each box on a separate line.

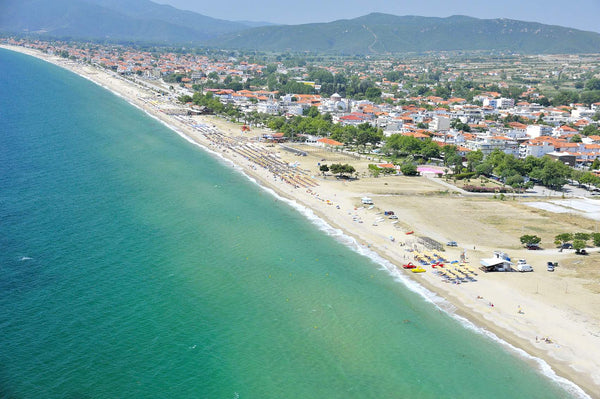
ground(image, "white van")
xmin=515 ymin=259 xmax=533 ymax=272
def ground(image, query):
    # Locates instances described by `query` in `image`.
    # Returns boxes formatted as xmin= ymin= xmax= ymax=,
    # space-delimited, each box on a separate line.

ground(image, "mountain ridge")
xmin=210 ymin=12 xmax=600 ymax=54
xmin=1 ymin=3 xmax=599 ymax=54
xmin=0 ymin=0 xmax=249 ymax=43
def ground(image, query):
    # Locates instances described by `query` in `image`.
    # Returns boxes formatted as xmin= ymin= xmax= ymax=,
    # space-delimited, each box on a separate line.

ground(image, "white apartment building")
xmin=519 ymin=141 xmax=555 ymax=158
xmin=482 ymin=97 xmax=514 ymax=109
xmin=571 ymin=106 xmax=596 ymax=119
xmin=430 ymin=115 xmax=451 ymax=131
xmin=465 ymin=134 xmax=519 ymax=157
xmin=257 ymin=101 xmax=280 ymax=115
xmin=526 ymin=124 xmax=553 ymax=139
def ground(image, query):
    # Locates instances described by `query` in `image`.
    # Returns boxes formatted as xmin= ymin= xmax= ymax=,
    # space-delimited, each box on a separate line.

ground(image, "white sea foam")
xmin=453 ymin=313 xmax=591 ymax=399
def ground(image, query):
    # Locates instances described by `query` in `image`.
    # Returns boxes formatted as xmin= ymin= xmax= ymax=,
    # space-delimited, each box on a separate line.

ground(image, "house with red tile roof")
xmin=573 ymin=119 xmax=591 ymax=128
xmin=448 ymin=97 xmax=467 ymax=105
xmin=553 ymin=125 xmax=579 ymax=137
xmin=337 ymin=113 xmax=371 ymax=126
xmin=317 ymin=138 xmax=344 ymax=148
xmin=401 ymin=131 xmax=430 ymax=140
xmin=554 ymin=142 xmax=583 ymax=152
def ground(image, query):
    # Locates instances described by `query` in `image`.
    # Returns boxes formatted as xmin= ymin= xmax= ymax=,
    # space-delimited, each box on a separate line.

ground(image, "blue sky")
xmin=154 ymin=0 xmax=600 ymax=32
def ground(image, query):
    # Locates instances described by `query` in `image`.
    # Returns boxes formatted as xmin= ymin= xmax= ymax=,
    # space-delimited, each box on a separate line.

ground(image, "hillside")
xmin=2 ymin=4 xmax=599 ymax=54
xmin=0 ymin=0 xmax=249 ymax=43
xmin=210 ymin=13 xmax=600 ymax=54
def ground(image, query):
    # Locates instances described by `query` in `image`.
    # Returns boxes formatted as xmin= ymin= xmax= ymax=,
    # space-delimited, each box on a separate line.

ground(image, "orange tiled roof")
xmin=317 ymin=138 xmax=343 ymax=146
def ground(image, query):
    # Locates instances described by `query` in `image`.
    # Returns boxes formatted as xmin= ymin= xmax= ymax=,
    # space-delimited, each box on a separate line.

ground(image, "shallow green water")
xmin=0 ymin=48 xmax=577 ymax=398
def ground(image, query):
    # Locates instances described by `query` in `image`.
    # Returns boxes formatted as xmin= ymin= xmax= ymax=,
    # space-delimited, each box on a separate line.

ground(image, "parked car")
xmin=575 ymin=249 xmax=588 ymax=255
xmin=526 ymin=243 xmax=542 ymax=250
xmin=389 ymin=215 xmax=398 ymax=220
xmin=547 ymin=262 xmax=555 ymax=272
xmin=446 ymin=241 xmax=458 ymax=247
xmin=560 ymin=243 xmax=573 ymax=249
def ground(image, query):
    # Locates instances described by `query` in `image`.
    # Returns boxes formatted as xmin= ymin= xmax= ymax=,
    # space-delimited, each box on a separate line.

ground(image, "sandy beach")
xmin=4 ymin=44 xmax=599 ymax=398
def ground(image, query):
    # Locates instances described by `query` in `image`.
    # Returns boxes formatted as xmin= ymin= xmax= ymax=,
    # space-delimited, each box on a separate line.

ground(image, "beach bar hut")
xmin=479 ymin=258 xmax=513 ymax=273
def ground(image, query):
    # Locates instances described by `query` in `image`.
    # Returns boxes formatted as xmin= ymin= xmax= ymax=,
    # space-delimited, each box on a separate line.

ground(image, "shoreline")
xmin=3 ymin=44 xmax=598 ymax=398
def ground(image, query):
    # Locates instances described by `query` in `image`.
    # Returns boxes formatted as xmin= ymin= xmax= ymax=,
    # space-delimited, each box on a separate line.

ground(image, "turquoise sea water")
xmin=0 ymin=48 xmax=579 ymax=398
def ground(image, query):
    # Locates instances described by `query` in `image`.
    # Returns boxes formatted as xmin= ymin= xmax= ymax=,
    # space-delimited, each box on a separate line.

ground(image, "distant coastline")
xmin=2 ymin=44 xmax=597 ymax=398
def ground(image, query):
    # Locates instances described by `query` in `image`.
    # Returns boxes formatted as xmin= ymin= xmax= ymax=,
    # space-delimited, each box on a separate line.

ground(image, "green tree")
xmin=303 ymin=106 xmax=320 ymax=118
xmin=573 ymin=239 xmax=587 ymax=251
xmin=529 ymin=157 xmax=572 ymax=190
xmin=574 ymin=232 xmax=591 ymax=241
xmin=163 ymin=73 xmax=186 ymax=83
xmin=308 ymin=68 xmax=334 ymax=84
xmin=505 ymin=174 xmax=525 ymax=188
xmin=178 ymin=94 xmax=193 ymax=104
xmin=585 ymin=78 xmax=600 ymax=91
xmin=554 ymin=233 xmax=573 ymax=246
xmin=382 ymin=135 xmax=420 ymax=156
xmin=365 ymin=87 xmax=382 ymax=102
xmin=580 ymin=91 xmax=600 ymax=105
xmin=520 ymin=235 xmax=541 ymax=245
xmin=582 ymin=125 xmax=599 ymax=136
xmin=475 ymin=162 xmax=493 ymax=176
xmin=450 ymin=119 xmax=471 ymax=132
xmin=265 ymin=64 xmax=278 ymax=74
xmin=319 ymin=164 xmax=329 ymax=175
xmin=329 ymin=164 xmax=342 ymax=175
xmin=329 ymin=163 xmax=355 ymax=177
xmin=400 ymin=162 xmax=418 ymax=176
xmin=421 ymin=140 xmax=441 ymax=160
xmin=435 ymin=85 xmax=451 ymax=99
xmin=384 ymin=71 xmax=403 ymax=82
xmin=368 ymin=164 xmax=380 ymax=177
xmin=442 ymin=145 xmax=463 ymax=173
xmin=592 ymin=232 xmax=600 ymax=247
xmin=342 ymin=164 xmax=356 ymax=176
xmin=466 ymin=150 xmax=484 ymax=172
xmin=552 ymin=90 xmax=579 ymax=106
xmin=354 ymin=123 xmax=383 ymax=151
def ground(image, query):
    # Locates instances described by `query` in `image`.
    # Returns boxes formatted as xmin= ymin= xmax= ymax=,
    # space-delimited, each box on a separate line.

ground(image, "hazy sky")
xmin=153 ymin=0 xmax=600 ymax=32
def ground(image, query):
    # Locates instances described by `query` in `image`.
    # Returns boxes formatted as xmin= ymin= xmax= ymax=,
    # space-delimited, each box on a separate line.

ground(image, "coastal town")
xmin=5 ymin=37 xmax=600 ymax=178
xmin=3 ymin=35 xmax=600 ymax=398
